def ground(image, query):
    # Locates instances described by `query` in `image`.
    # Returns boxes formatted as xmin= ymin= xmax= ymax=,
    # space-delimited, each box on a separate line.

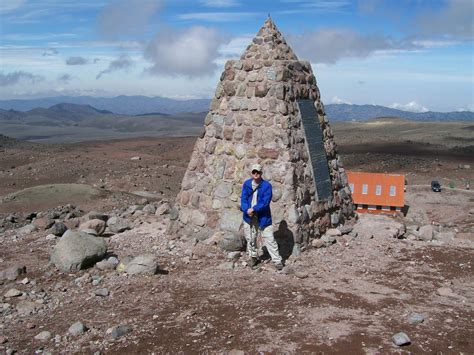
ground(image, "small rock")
xmin=311 ymin=239 xmax=325 ymax=248
xmin=418 ymin=225 xmax=434 ymax=241
xmin=4 ymin=288 xmax=22 ymax=298
xmin=34 ymin=331 xmax=52 ymax=341
xmin=337 ymin=224 xmax=353 ymax=235
xmin=68 ymin=321 xmax=87 ymax=336
xmin=32 ymin=217 xmax=54 ymax=230
xmin=437 ymin=287 xmax=457 ymax=298
xmin=95 ymin=260 xmax=116 ymax=271
xmin=295 ymin=271 xmax=309 ymax=279
xmin=94 ymin=288 xmax=109 ymax=297
xmin=107 ymin=256 xmax=119 ymax=265
xmin=26 ymin=323 xmax=36 ymax=329
xmin=45 ymin=234 xmax=57 ymax=241
xmin=83 ymin=211 xmax=109 ymax=222
xmin=325 ymin=228 xmax=342 ymax=237
xmin=79 ymin=219 xmax=106 ymax=236
xmin=20 ymin=277 xmax=29 ymax=285
xmin=155 ymin=203 xmax=170 ymax=215
xmin=216 ymin=262 xmax=234 ymax=270
xmin=130 ymin=156 xmax=141 ymax=161
xmin=392 ymin=332 xmax=411 ymax=346
xmin=16 ymin=300 xmax=38 ymax=315
xmin=408 ymin=313 xmax=424 ymax=325
xmin=17 ymin=224 xmax=37 ymax=235
xmin=107 ymin=217 xmax=131 ymax=234
xmin=321 ymin=234 xmax=336 ymax=246
xmin=142 ymin=204 xmax=156 ymax=215
xmin=0 ymin=336 xmax=8 ymax=344
xmin=0 ymin=265 xmax=26 ymax=281
xmin=49 ymin=222 xmax=67 ymax=236
xmin=110 ymin=325 xmax=132 ymax=339
xmin=125 ymin=254 xmax=159 ymax=275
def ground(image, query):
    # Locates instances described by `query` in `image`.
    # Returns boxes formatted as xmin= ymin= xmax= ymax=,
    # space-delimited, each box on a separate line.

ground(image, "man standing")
xmin=240 ymin=163 xmax=283 ymax=270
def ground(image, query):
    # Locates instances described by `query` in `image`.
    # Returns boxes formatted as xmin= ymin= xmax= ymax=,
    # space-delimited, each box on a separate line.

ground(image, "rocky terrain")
xmin=0 ymin=120 xmax=473 ymax=353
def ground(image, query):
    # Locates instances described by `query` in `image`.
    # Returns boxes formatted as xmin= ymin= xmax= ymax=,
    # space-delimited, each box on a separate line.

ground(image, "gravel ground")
xmin=0 ymin=128 xmax=473 ymax=353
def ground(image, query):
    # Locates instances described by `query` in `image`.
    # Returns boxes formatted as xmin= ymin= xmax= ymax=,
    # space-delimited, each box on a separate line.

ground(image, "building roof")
xmin=240 ymin=17 xmax=298 ymax=61
xmin=347 ymin=171 xmax=405 ymax=208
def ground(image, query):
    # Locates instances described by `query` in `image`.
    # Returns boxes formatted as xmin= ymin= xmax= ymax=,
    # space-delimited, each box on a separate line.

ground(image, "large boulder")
xmin=219 ymin=232 xmax=246 ymax=252
xmin=50 ymin=230 xmax=107 ymax=272
xmin=219 ymin=210 xmax=242 ymax=232
xmin=124 ymin=254 xmax=159 ymax=275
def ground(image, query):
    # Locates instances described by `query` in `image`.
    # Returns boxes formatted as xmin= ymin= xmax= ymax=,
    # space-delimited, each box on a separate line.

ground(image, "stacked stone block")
xmin=171 ymin=18 xmax=354 ymax=248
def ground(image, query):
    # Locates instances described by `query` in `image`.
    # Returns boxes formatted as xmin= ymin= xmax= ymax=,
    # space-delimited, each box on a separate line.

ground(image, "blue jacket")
xmin=240 ymin=178 xmax=272 ymax=229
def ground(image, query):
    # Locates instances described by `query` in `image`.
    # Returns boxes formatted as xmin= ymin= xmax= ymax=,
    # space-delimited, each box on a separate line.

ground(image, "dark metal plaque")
xmin=298 ymin=100 xmax=332 ymax=201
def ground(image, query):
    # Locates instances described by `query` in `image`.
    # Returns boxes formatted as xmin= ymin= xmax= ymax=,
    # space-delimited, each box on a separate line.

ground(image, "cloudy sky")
xmin=0 ymin=0 xmax=473 ymax=112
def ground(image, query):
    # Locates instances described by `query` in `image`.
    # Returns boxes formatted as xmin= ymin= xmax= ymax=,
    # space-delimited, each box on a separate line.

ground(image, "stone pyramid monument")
xmin=170 ymin=17 xmax=354 ymax=248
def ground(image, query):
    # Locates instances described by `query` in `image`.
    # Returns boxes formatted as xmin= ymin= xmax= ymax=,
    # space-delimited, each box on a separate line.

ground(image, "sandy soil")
xmin=0 ymin=121 xmax=473 ymax=354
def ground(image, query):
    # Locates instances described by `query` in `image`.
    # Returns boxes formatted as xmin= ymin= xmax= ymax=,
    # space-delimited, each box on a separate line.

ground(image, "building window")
xmin=390 ymin=185 xmax=396 ymax=196
xmin=376 ymin=184 xmax=382 ymax=195
xmin=349 ymin=183 xmax=354 ymax=193
xmin=362 ymin=184 xmax=368 ymax=195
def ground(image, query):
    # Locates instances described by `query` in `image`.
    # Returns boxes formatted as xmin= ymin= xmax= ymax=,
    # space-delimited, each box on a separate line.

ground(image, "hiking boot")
xmin=274 ymin=262 xmax=284 ymax=271
xmin=250 ymin=257 xmax=259 ymax=269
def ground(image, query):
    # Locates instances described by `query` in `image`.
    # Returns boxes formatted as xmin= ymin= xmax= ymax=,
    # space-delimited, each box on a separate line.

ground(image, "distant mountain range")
xmin=0 ymin=103 xmax=204 ymax=142
xmin=0 ymin=95 xmax=472 ymax=121
xmin=0 ymin=95 xmax=210 ymax=116
xmin=325 ymin=103 xmax=473 ymax=121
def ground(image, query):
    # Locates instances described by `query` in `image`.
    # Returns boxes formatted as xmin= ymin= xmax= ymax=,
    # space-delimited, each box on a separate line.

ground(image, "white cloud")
xmin=389 ymin=101 xmax=429 ymax=113
xmin=178 ymin=12 xmax=259 ymax=22
xmin=96 ymin=54 xmax=133 ymax=79
xmin=98 ymin=0 xmax=163 ymax=38
xmin=58 ymin=74 xmax=72 ymax=84
xmin=144 ymin=26 xmax=230 ymax=77
xmin=289 ymin=28 xmax=419 ymax=64
xmin=42 ymin=48 xmax=58 ymax=56
xmin=331 ymin=96 xmax=352 ymax=104
xmin=200 ymin=0 xmax=240 ymax=7
xmin=218 ymin=34 xmax=253 ymax=58
xmin=0 ymin=0 xmax=25 ymax=13
xmin=417 ymin=0 xmax=474 ymax=40
xmin=279 ymin=0 xmax=350 ymax=14
xmin=66 ymin=56 xmax=88 ymax=65
xmin=0 ymin=71 xmax=44 ymax=86
xmin=412 ymin=40 xmax=462 ymax=48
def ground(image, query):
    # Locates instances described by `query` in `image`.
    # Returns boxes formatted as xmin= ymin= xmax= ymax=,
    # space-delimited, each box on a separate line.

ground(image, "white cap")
xmin=251 ymin=163 xmax=262 ymax=172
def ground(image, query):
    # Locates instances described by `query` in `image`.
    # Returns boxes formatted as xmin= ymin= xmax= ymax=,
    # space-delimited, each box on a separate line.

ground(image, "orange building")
xmin=347 ymin=171 xmax=405 ymax=214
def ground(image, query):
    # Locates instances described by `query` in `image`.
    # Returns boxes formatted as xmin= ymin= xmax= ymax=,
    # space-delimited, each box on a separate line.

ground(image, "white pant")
xmin=244 ymin=220 xmax=282 ymax=264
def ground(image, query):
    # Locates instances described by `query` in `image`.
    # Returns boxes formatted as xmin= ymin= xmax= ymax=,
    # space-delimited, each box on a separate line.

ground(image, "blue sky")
xmin=0 ymin=0 xmax=473 ymax=112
